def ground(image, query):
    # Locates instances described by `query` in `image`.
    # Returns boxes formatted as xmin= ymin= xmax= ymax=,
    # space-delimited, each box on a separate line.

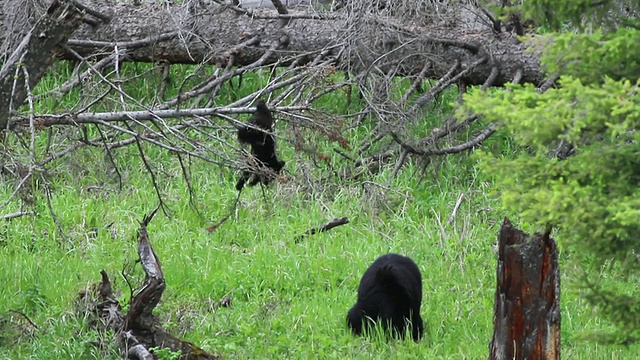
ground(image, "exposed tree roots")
xmin=76 ymin=207 xmax=223 ymax=360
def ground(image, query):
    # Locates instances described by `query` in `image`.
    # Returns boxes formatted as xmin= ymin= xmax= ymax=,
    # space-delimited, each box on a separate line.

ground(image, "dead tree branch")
xmin=76 ymin=207 xmax=223 ymax=359
xmin=295 ymin=217 xmax=349 ymax=242
xmin=0 ymin=211 xmax=36 ymax=220
xmin=8 ymin=106 xmax=309 ymax=128
xmin=390 ymin=122 xmax=497 ymax=156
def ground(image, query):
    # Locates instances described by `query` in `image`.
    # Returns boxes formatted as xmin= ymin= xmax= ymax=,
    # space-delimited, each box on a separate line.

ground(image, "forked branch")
xmin=390 ymin=123 xmax=497 ymax=156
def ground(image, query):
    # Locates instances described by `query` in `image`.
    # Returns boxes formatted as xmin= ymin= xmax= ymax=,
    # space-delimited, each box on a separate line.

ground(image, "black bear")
xmin=236 ymin=100 xmax=285 ymax=191
xmin=347 ymin=253 xmax=424 ymax=341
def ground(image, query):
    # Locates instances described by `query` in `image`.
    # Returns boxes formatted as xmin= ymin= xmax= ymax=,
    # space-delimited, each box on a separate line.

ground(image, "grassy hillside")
xmin=0 ymin=63 xmax=635 ymax=359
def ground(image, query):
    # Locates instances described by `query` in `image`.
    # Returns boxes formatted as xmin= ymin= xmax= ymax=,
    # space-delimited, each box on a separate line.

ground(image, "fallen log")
xmin=1 ymin=0 xmax=546 ymax=87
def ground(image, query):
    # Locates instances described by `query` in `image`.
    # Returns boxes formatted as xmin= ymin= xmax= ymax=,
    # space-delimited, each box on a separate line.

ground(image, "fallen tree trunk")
xmin=1 ymin=0 xmax=546 ymax=87
xmin=0 ymin=0 xmax=554 ymax=217
xmin=489 ymin=218 xmax=561 ymax=360
xmin=77 ymin=207 xmax=223 ymax=359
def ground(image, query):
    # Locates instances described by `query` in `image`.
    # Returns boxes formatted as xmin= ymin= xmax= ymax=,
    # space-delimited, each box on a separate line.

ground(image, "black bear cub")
xmin=236 ymin=99 xmax=285 ymax=191
xmin=347 ymin=253 xmax=424 ymax=341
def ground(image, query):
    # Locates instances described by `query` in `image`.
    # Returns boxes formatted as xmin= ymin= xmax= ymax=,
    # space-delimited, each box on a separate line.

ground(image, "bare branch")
xmin=8 ymin=105 xmax=308 ymax=129
xmin=33 ymin=54 xmax=119 ymax=101
xmin=413 ymin=56 xmax=489 ymax=110
xmin=67 ymin=31 xmax=179 ymax=50
xmin=422 ymin=123 xmax=497 ymax=155
xmin=71 ymin=0 xmax=112 ymax=23
xmin=391 ymin=122 xmax=497 ymax=156
xmin=374 ymin=18 xmax=482 ymax=55
xmin=538 ymin=73 xmax=560 ymax=93
xmin=127 ymin=206 xmax=164 ymax=326
xmin=447 ymin=193 xmax=465 ymax=225
xmin=482 ymin=66 xmax=500 ymax=90
xmin=386 ymin=149 xmax=409 ymax=187
xmin=400 ymin=62 xmax=431 ymax=104
xmin=1 ymin=211 xmax=36 ymax=220
xmin=127 ymin=122 xmax=170 ymax=218
xmin=44 ymin=180 xmax=68 ymax=242
xmin=270 ymin=0 xmax=289 ymax=15
xmin=6 ymin=309 xmax=39 ymax=330
xmin=295 ymin=217 xmax=350 ymax=242
xmin=512 ymin=67 xmax=524 ymax=84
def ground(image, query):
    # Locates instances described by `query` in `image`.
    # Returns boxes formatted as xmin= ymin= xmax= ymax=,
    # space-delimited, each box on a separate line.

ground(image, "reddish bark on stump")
xmin=489 ymin=218 xmax=561 ymax=360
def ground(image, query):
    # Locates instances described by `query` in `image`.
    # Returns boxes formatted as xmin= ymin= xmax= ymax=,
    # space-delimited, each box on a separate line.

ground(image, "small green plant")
xmin=150 ymin=346 xmax=182 ymax=360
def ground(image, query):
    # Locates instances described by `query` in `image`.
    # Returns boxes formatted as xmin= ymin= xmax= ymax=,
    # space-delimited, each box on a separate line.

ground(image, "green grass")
xmin=0 ymin=153 xmax=636 ymax=359
xmin=0 ymin=62 xmax=637 ymax=359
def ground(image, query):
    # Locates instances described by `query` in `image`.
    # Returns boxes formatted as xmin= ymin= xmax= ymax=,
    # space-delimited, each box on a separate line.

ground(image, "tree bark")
xmin=0 ymin=0 xmax=83 ymax=130
xmin=2 ymin=0 xmax=546 ymax=86
xmin=489 ymin=218 xmax=561 ymax=360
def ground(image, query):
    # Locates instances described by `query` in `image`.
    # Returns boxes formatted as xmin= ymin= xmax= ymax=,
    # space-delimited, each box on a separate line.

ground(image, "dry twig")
xmin=295 ymin=217 xmax=350 ymax=242
xmin=0 ymin=211 xmax=36 ymax=220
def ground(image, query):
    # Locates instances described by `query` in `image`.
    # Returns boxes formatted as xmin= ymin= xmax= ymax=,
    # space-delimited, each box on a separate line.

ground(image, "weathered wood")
xmin=0 ymin=0 xmax=83 ymax=130
xmin=1 ymin=0 xmax=546 ymax=88
xmin=489 ymin=218 xmax=561 ymax=360
xmin=294 ymin=216 xmax=349 ymax=242
xmin=77 ymin=207 xmax=223 ymax=360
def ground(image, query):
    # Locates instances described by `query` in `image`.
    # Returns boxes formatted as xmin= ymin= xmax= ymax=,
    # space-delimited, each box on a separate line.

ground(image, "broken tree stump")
xmin=77 ymin=207 xmax=222 ymax=360
xmin=489 ymin=218 xmax=561 ymax=360
xmin=0 ymin=0 xmax=84 ymax=130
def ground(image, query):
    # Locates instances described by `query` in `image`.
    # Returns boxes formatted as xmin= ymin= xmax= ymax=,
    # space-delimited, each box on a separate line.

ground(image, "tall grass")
xmin=0 ymin=62 xmax=636 ymax=359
